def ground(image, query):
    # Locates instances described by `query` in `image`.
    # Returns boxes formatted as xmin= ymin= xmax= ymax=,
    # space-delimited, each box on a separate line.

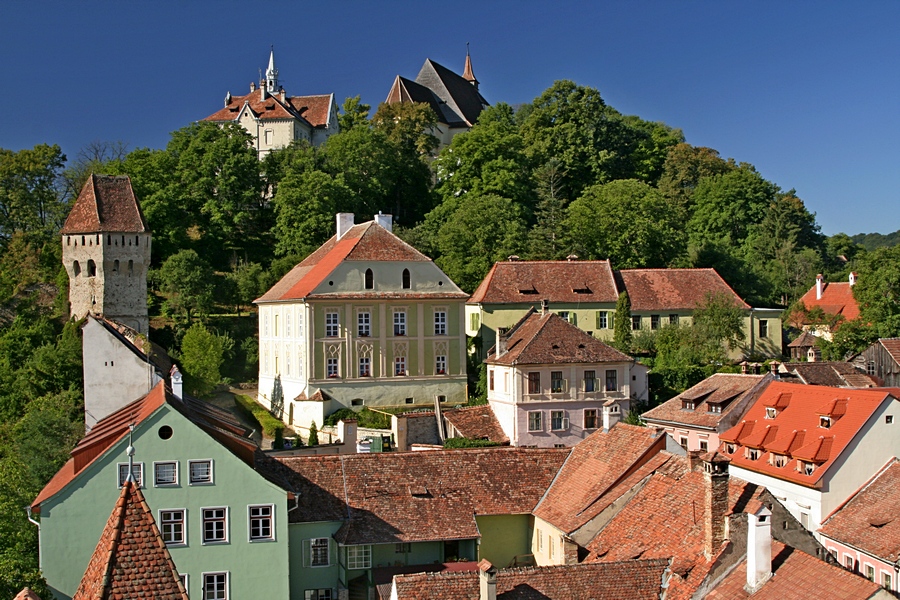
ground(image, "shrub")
xmin=308 ymin=421 xmax=319 ymax=446
xmin=234 ymin=394 xmax=284 ymax=447
xmin=443 ymin=437 xmax=501 ymax=449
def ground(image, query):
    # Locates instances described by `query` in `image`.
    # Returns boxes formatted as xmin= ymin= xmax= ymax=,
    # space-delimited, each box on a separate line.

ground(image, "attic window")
xmin=766 ymin=407 xmax=777 ymax=419
xmin=747 ymin=448 xmax=760 ymax=461
xmin=771 ymin=454 xmax=787 ymax=468
xmin=819 ymin=416 xmax=832 ymax=429
xmin=725 ymin=443 xmax=736 ymax=454
xmin=707 ymin=403 xmax=722 ymax=414
xmin=573 ymin=287 xmax=591 ymax=294
xmin=799 ymin=461 xmax=815 ymax=475
xmin=682 ymin=400 xmax=695 ymax=411
xmin=409 ymin=486 xmax=429 ymax=497
xmin=518 ymin=288 xmax=538 ymax=295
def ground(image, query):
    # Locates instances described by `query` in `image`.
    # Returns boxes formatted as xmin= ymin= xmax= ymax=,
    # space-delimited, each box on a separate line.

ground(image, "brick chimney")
xmin=745 ymin=505 xmax=773 ymax=593
xmin=687 ymin=449 xmax=704 ymax=472
xmin=815 ymin=274 xmax=824 ymax=300
xmin=496 ymin=327 xmax=509 ymax=356
xmin=478 ymin=559 xmax=497 ymax=600
xmin=702 ymin=452 xmax=731 ymax=559
xmin=336 ymin=213 xmax=355 ymax=239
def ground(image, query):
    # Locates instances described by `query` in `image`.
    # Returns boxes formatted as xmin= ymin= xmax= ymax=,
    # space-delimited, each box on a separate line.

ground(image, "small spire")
xmin=462 ymin=42 xmax=478 ymax=87
xmin=265 ymin=45 xmax=279 ymax=93
xmin=125 ymin=424 xmax=136 ymax=483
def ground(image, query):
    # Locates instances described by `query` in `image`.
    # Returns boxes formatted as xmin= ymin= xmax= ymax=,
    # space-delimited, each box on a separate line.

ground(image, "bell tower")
xmin=60 ymin=174 xmax=151 ymax=333
xmin=265 ymin=46 xmax=279 ymax=93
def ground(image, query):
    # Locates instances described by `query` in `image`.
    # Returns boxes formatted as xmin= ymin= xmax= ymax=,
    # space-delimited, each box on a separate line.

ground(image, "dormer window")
xmin=682 ymin=400 xmax=695 ymax=411
xmin=799 ymin=461 xmax=815 ymax=475
xmin=765 ymin=407 xmax=777 ymax=419
xmin=746 ymin=448 xmax=760 ymax=460
xmin=771 ymin=454 xmax=787 ymax=468
xmin=707 ymin=403 xmax=722 ymax=414
xmin=819 ymin=416 xmax=832 ymax=429
xmin=725 ymin=443 xmax=736 ymax=455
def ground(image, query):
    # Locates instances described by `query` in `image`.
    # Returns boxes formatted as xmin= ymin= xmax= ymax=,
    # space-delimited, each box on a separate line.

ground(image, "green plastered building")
xmin=32 ymin=383 xmax=291 ymax=600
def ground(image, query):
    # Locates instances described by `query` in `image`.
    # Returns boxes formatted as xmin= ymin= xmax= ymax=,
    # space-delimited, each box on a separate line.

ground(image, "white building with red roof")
xmin=796 ymin=273 xmax=861 ymax=340
xmin=202 ymin=49 xmax=338 ymax=157
xmin=255 ymin=213 xmax=469 ymax=428
xmin=719 ymin=381 xmax=900 ymax=533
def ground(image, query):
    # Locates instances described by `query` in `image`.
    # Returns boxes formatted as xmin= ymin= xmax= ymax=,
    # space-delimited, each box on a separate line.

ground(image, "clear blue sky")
xmin=2 ymin=1 xmax=897 ymax=236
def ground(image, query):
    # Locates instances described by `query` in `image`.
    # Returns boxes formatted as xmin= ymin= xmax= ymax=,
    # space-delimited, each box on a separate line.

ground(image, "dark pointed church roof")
xmin=60 ymin=174 xmax=149 ymax=234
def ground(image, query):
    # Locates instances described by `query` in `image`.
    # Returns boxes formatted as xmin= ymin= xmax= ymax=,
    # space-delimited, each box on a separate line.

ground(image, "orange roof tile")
xmin=60 ymin=175 xmax=149 ymax=234
xmin=287 ymin=94 xmax=334 ymax=128
xmin=780 ymin=362 xmax=877 ymax=387
xmin=617 ymin=268 xmax=750 ymax=311
xmin=643 ymin=374 xmax=770 ymax=430
xmin=719 ymin=382 xmax=895 ymax=487
xmin=799 ymin=281 xmax=860 ymax=321
xmin=72 ymin=482 xmax=188 ymax=600
xmin=443 ymin=405 xmax=509 ymax=444
xmin=13 ymin=589 xmax=42 ymax=600
xmin=468 ymin=260 xmax=619 ymax=305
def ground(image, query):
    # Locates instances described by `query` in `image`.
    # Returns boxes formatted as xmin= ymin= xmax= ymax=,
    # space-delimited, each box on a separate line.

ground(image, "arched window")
xmin=107 ymin=235 xmax=111 ymax=245
xmin=87 ymin=260 xmax=97 ymax=277
xmin=402 ymin=269 xmax=411 ymax=289
xmin=365 ymin=268 xmax=374 ymax=290
xmin=73 ymin=261 xmax=81 ymax=277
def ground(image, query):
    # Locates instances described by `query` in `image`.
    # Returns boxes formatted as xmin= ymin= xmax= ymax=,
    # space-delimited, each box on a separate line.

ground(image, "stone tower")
xmin=60 ymin=175 xmax=151 ymax=333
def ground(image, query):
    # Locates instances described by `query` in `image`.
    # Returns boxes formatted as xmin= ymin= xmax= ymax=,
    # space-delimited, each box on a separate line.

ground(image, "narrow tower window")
xmin=113 ymin=260 xmax=119 ymax=273
xmin=87 ymin=260 xmax=97 ymax=278
xmin=128 ymin=260 xmax=134 ymax=276
xmin=73 ymin=261 xmax=81 ymax=277
xmin=365 ymin=268 xmax=374 ymax=290
xmin=402 ymin=269 xmax=411 ymax=289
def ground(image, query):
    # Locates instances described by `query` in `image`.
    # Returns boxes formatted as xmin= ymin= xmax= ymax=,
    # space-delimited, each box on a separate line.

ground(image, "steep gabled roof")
xmin=443 ymin=405 xmax=509 ymax=444
xmin=286 ymin=94 xmax=334 ymax=128
xmin=643 ymin=373 xmax=770 ymax=430
xmin=72 ymin=482 xmax=188 ymax=600
xmin=385 ymin=75 xmax=447 ymax=123
xmin=819 ymin=458 xmax=900 ymax=563
xmin=876 ymin=338 xmax=900 ymax=365
xmin=799 ymin=281 xmax=860 ymax=321
xmin=486 ymin=310 xmax=632 ymax=366
xmin=415 ymin=59 xmax=488 ymax=127
xmin=275 ymin=447 xmax=569 ymax=544
xmin=468 ymin=260 xmax=619 ymax=305
xmin=719 ymin=382 xmax=896 ymax=487
xmin=788 ymin=331 xmax=819 ymax=348
xmin=60 ymin=175 xmax=149 ymax=234
xmin=780 ymin=361 xmax=877 ymax=387
xmin=203 ymin=91 xmax=322 ymax=127
xmin=256 ymin=220 xmax=467 ymax=302
xmin=616 ymin=268 xmax=750 ymax=311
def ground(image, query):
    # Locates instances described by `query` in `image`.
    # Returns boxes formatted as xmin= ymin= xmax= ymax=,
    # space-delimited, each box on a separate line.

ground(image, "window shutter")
xmin=596 ymin=312 xmax=601 ymax=329
xmin=569 ymin=313 xmax=577 ymax=326
xmin=608 ymin=313 xmax=614 ymax=329
xmin=302 ymin=539 xmax=310 ymax=567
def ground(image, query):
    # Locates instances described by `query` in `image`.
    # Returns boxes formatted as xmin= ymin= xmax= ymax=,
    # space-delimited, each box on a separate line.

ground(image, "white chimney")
xmin=336 ymin=213 xmax=355 ymax=239
xmin=602 ymin=403 xmax=621 ymax=432
xmin=478 ymin=560 xmax=497 ymax=600
xmin=815 ymin=274 xmax=824 ymax=300
xmin=337 ymin=419 xmax=358 ymax=447
xmin=745 ymin=505 xmax=773 ymax=593
xmin=170 ymin=365 xmax=183 ymax=400
xmin=849 ymin=272 xmax=857 ymax=287
xmin=375 ymin=212 xmax=393 ymax=232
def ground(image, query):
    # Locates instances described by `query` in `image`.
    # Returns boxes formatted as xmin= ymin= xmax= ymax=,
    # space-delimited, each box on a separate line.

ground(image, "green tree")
xmin=180 ymin=323 xmax=227 ymax=397
xmin=616 ymin=115 xmax=685 ymax=186
xmin=566 ymin=179 xmax=683 ymax=268
xmin=0 ymin=144 xmax=67 ymax=242
xmin=692 ymin=291 xmax=747 ymax=354
xmin=851 ymin=245 xmax=900 ymax=337
xmin=527 ymin=159 xmax=571 ymax=260
xmin=657 ymin=143 xmax=735 ymax=216
xmin=613 ymin=292 xmax=633 ymax=351
xmin=273 ymin=170 xmax=353 ymax=257
xmin=372 ymin=101 xmax=439 ymax=158
xmin=338 ymin=96 xmax=371 ymax=132
xmin=156 ymin=250 xmax=216 ymax=323
xmin=13 ymin=390 xmax=83 ymax=485
xmin=227 ymin=261 xmax=268 ymax=313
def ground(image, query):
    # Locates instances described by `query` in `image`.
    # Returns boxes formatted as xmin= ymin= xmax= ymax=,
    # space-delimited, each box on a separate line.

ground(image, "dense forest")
xmin=2 ymin=79 xmax=900 ymax=593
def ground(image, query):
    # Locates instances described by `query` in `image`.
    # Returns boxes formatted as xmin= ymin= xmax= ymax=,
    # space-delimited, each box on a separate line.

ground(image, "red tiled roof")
xmin=72 ymin=482 xmax=188 ymax=600
xmin=286 ymin=94 xmax=334 ymax=128
xmin=643 ymin=374 xmax=770 ymax=430
xmin=799 ymin=281 xmax=860 ymax=321
xmin=617 ymin=268 xmax=750 ymax=311
xmin=780 ymin=362 xmax=877 ymax=387
xmin=787 ymin=331 xmax=819 ymax=348
xmin=443 ymin=405 xmax=509 ymax=444
xmin=533 ymin=424 xmax=669 ymax=534
xmin=706 ymin=541 xmax=883 ymax=599
xmin=276 ymin=448 xmax=569 ymax=543
xmin=14 ymin=589 xmax=42 ymax=600
xmin=256 ymin=221 xmax=465 ymax=303
xmin=719 ymin=382 xmax=896 ymax=487
xmin=60 ymin=175 xmax=149 ymax=234
xmin=390 ymin=558 xmax=670 ymax=600
xmin=486 ymin=310 xmax=633 ymax=366
xmin=203 ymin=91 xmax=334 ymax=128
xmin=468 ymin=260 xmax=619 ymax=305
xmin=820 ymin=459 xmax=900 ymax=562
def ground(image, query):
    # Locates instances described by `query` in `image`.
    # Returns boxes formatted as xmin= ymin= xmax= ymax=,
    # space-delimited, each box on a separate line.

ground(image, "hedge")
xmin=234 ymin=394 xmax=284 ymax=448
xmin=443 ymin=437 xmax=501 ymax=449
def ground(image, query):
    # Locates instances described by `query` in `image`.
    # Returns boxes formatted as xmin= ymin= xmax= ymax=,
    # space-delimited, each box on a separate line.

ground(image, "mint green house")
xmin=32 ymin=383 xmax=291 ymax=600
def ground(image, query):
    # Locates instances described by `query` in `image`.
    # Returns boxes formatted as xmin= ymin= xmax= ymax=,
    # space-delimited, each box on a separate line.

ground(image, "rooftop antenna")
xmin=125 ymin=424 xmax=136 ymax=483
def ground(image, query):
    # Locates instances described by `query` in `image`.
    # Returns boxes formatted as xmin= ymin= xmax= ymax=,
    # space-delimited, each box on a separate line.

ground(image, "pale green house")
xmin=32 ymin=383 xmax=291 ymax=600
xmin=256 ymin=213 xmax=470 ymax=429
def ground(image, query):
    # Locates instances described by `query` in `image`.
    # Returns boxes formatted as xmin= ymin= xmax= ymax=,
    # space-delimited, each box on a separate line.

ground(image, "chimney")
xmin=249 ymin=81 xmax=256 ymax=92
xmin=849 ymin=272 xmax=857 ymax=286
xmin=170 ymin=365 xmax=183 ymax=400
xmin=478 ymin=559 xmax=497 ymax=600
xmin=261 ymin=83 xmax=267 ymax=101
xmin=741 ymin=361 xmax=748 ymax=375
xmin=687 ymin=449 xmax=704 ymax=472
xmin=703 ymin=452 xmax=731 ymax=559
xmin=224 ymin=91 xmax=232 ymax=106
xmin=602 ymin=402 xmax=621 ymax=432
xmin=336 ymin=213 xmax=355 ymax=239
xmin=337 ymin=419 xmax=358 ymax=446
xmin=374 ymin=211 xmax=393 ymax=232
xmin=496 ymin=327 xmax=509 ymax=356
xmin=745 ymin=505 xmax=773 ymax=593
xmin=807 ymin=347 xmax=817 ymax=362
xmin=540 ymin=298 xmax=549 ymax=315
xmin=280 ymin=88 xmax=286 ymax=102
xmin=815 ymin=274 xmax=824 ymax=300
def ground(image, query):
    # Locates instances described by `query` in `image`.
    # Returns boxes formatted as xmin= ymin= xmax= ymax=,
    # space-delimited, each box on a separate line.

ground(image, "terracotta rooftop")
xmin=778 ymin=361 xmax=877 ymax=388
xmin=468 ymin=260 xmax=619 ymax=305
xmin=60 ymin=174 xmax=149 ymax=234
xmin=533 ymin=424 xmax=670 ymax=534
xmin=819 ymin=459 xmax=900 ymax=563
xmin=706 ymin=541 xmax=884 ymax=599
xmin=719 ymin=382 xmax=897 ymax=487
xmin=13 ymin=589 xmax=42 ymax=600
xmin=389 ymin=558 xmax=670 ymax=600
xmin=443 ymin=404 xmax=509 ymax=444
xmin=799 ymin=281 xmax=860 ymax=322
xmin=274 ymin=447 xmax=569 ymax=543
xmin=616 ymin=268 xmax=750 ymax=311
xmin=72 ymin=481 xmax=188 ymax=600
xmin=643 ymin=373 xmax=771 ymax=430
xmin=203 ymin=91 xmax=334 ymax=128
xmin=256 ymin=220 xmax=467 ymax=303
xmin=787 ymin=331 xmax=819 ymax=348
xmin=486 ymin=310 xmax=633 ymax=366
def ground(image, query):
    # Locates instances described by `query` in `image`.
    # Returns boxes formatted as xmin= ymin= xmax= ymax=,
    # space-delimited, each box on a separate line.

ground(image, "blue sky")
xmin=2 ymin=1 xmax=897 ymax=236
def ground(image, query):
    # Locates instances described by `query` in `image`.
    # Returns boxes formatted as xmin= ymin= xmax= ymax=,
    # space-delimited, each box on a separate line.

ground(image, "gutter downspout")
xmin=26 ymin=505 xmax=39 ymax=529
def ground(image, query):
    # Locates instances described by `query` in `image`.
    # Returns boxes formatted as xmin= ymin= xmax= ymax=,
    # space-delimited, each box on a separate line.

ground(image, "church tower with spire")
xmin=462 ymin=43 xmax=479 ymax=89
xmin=264 ymin=46 xmax=279 ymax=93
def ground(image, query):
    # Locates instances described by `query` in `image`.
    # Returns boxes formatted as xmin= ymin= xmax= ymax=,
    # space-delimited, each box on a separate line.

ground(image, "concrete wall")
xmin=476 ymin=515 xmax=531 ymax=568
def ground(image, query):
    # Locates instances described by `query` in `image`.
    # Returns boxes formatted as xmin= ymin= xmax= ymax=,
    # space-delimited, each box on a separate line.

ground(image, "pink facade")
xmin=818 ymin=537 xmax=897 ymax=593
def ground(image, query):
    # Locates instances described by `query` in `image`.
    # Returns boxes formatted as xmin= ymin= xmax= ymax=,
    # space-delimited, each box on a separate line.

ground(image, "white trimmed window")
xmin=605 ymin=370 xmax=618 ymax=392
xmin=117 ymin=463 xmax=143 ymax=488
xmin=395 ymin=356 xmax=406 ymax=376
xmin=357 ymin=311 xmax=370 ymax=337
xmin=249 ymin=505 xmax=274 ymax=541
xmin=189 ymin=460 xmax=213 ymax=485
xmin=325 ymin=311 xmax=339 ymax=337
xmin=583 ymin=370 xmax=596 ymax=392
xmin=203 ymin=572 xmax=228 ymax=600
xmin=394 ymin=310 xmax=407 ymax=336
xmin=435 ymin=355 xmax=447 ymax=375
xmin=358 ymin=356 xmax=371 ymax=378
xmin=202 ymin=507 xmax=228 ymax=543
xmin=327 ymin=357 xmax=339 ymax=378
xmin=347 ymin=545 xmax=372 ymax=570
xmin=596 ymin=311 xmax=608 ymax=329
xmin=551 ymin=410 xmax=567 ymax=431
xmin=160 ymin=509 xmax=185 ymax=545
xmin=584 ymin=409 xmax=598 ymax=430
xmin=307 ymin=538 xmax=330 ymax=567
xmin=154 ymin=461 xmax=178 ymax=486
xmin=434 ymin=310 xmax=447 ymax=335
xmin=528 ymin=411 xmax=542 ymax=432
xmin=305 ymin=590 xmax=333 ymax=600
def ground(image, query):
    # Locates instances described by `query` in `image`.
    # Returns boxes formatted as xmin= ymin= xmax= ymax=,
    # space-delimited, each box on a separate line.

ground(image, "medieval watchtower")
xmin=61 ymin=175 xmax=151 ymax=333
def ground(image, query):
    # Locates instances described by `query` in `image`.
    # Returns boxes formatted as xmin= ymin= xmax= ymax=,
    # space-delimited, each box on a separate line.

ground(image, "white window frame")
xmin=550 ymin=410 xmax=567 ymax=431
xmin=358 ymin=356 xmax=371 ymax=378
xmin=189 ymin=459 xmax=214 ymax=485
xmin=248 ymin=504 xmax=275 ymax=542
xmin=394 ymin=310 xmax=407 ymax=336
xmin=357 ymin=310 xmax=371 ymax=337
xmin=583 ymin=408 xmax=598 ymax=430
xmin=434 ymin=310 xmax=447 ymax=336
xmin=308 ymin=537 xmax=331 ymax=567
xmin=528 ymin=411 xmax=543 ymax=432
xmin=159 ymin=508 xmax=186 ymax=546
xmin=597 ymin=311 xmax=608 ymax=329
xmin=394 ymin=355 xmax=406 ymax=376
xmin=202 ymin=571 xmax=229 ymax=600
xmin=435 ymin=354 xmax=447 ymax=375
xmin=154 ymin=461 xmax=178 ymax=487
xmin=327 ymin=356 xmax=339 ymax=378
xmin=179 ymin=573 xmax=188 ymax=593
xmin=201 ymin=506 xmax=228 ymax=544
xmin=117 ymin=462 xmax=144 ymax=488
xmin=325 ymin=311 xmax=340 ymax=338
xmin=347 ymin=545 xmax=372 ymax=570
